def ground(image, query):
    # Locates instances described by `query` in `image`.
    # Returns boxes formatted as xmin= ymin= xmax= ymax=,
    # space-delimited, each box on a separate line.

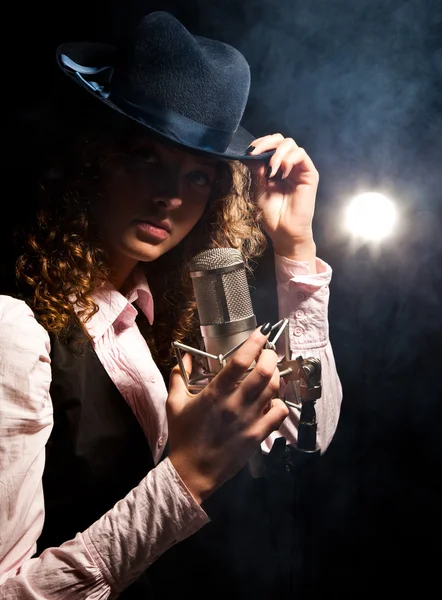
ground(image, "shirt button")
xmin=116 ymin=322 xmax=127 ymax=333
xmin=149 ymin=374 xmax=156 ymax=383
xmin=295 ymin=310 xmax=304 ymax=318
xmin=296 ymin=292 xmax=306 ymax=301
xmin=158 ymin=436 xmax=164 ymax=448
xmin=294 ymin=327 xmax=304 ymax=337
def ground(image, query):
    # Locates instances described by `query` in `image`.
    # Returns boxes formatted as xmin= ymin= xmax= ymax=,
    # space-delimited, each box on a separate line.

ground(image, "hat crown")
xmin=112 ymin=11 xmax=251 ymax=131
xmin=57 ymin=10 xmax=272 ymax=159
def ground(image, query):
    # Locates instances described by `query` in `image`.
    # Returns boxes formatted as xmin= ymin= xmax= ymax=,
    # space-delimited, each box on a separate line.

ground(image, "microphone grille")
xmin=189 ymin=248 xmax=254 ymax=325
xmin=189 ymin=247 xmax=243 ymax=271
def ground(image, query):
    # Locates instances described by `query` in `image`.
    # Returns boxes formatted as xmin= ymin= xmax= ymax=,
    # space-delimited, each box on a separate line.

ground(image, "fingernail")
xmin=246 ymin=145 xmax=256 ymax=154
xmin=260 ymin=322 xmax=272 ymax=335
xmin=265 ymin=165 xmax=273 ymax=179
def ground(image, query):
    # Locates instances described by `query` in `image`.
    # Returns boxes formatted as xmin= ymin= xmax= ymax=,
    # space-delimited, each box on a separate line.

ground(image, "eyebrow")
xmin=195 ymin=158 xmax=218 ymax=169
xmin=166 ymin=146 xmax=218 ymax=169
xmin=137 ymin=137 xmax=219 ymax=170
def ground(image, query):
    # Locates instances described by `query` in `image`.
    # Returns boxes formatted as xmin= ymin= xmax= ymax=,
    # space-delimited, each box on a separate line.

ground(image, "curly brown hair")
xmin=15 ymin=110 xmax=267 ymax=368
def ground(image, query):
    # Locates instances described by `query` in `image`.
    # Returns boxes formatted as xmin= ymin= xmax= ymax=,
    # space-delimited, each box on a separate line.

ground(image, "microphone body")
xmin=189 ymin=247 xmax=257 ymax=374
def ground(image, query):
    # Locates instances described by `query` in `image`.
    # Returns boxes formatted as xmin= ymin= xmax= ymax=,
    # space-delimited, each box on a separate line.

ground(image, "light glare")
xmin=345 ymin=192 xmax=397 ymax=241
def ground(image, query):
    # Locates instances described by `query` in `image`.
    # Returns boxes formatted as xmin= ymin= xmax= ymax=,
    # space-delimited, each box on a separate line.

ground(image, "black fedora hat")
xmin=56 ymin=11 xmax=274 ymax=162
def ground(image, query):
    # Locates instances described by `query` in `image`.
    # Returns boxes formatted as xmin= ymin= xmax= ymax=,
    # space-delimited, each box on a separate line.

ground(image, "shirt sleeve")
xmin=260 ymin=255 xmax=343 ymax=454
xmin=0 ymin=296 xmax=209 ymax=600
xmin=0 ymin=296 xmax=53 ymax=581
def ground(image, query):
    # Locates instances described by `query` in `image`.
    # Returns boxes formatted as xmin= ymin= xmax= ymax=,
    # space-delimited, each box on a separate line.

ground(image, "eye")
xmin=133 ymin=147 xmax=158 ymax=163
xmin=186 ymin=171 xmax=211 ymax=187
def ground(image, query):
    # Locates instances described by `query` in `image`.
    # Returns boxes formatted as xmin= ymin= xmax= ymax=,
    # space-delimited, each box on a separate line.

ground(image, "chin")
xmin=128 ymin=240 xmax=173 ymax=263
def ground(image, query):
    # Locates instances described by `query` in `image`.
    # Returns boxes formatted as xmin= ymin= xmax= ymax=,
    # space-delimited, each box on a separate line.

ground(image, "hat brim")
xmin=95 ymin=94 xmax=275 ymax=163
xmin=57 ymin=42 xmax=275 ymax=163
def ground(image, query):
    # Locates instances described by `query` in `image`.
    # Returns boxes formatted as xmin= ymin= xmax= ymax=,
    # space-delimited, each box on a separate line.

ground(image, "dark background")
xmin=3 ymin=0 xmax=442 ymax=597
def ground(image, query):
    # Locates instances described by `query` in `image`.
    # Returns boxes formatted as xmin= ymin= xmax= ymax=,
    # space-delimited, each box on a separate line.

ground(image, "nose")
xmin=151 ymin=171 xmax=183 ymax=210
xmin=152 ymin=195 xmax=183 ymax=210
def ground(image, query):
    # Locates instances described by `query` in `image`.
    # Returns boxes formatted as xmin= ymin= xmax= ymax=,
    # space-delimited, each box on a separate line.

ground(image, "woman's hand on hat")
xmin=166 ymin=325 xmax=288 ymax=504
xmin=246 ymin=134 xmax=319 ymax=267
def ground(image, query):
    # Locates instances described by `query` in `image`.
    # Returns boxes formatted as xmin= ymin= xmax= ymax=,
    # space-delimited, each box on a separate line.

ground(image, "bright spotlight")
xmin=344 ymin=192 xmax=398 ymax=241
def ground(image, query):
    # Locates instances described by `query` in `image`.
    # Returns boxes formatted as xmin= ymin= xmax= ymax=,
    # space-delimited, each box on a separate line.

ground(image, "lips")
xmin=136 ymin=218 xmax=171 ymax=233
xmin=134 ymin=218 xmax=171 ymax=242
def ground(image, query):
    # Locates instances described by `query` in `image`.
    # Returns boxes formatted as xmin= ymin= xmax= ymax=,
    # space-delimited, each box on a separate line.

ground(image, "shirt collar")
xmin=74 ymin=267 xmax=154 ymax=342
xmin=126 ymin=267 xmax=155 ymax=325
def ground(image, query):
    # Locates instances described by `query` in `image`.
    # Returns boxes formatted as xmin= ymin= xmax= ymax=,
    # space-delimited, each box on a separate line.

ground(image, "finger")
xmin=212 ymin=324 xmax=272 ymax=394
xmin=246 ymin=158 xmax=268 ymax=180
xmin=246 ymin=136 xmax=307 ymax=181
xmin=251 ymin=398 xmax=290 ymax=442
xmin=264 ymin=138 xmax=298 ymax=179
xmin=243 ymin=135 xmax=284 ymax=176
xmin=257 ymin=359 xmax=282 ymax=412
xmin=277 ymin=147 xmax=318 ymax=180
xmin=246 ymin=133 xmax=285 ymax=155
xmin=278 ymin=148 xmax=304 ymax=179
xmin=167 ymin=353 xmax=192 ymax=417
xmin=239 ymin=348 xmax=280 ymax=406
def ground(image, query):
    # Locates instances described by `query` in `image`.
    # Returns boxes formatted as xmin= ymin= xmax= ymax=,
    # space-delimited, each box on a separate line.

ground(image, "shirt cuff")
xmin=83 ymin=457 xmax=209 ymax=594
xmin=274 ymin=254 xmax=331 ymax=284
xmin=275 ymin=255 xmax=332 ymax=351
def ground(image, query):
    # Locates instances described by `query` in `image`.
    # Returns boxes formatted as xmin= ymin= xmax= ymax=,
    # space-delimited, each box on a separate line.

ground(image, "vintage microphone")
xmin=172 ymin=247 xmax=321 ymax=474
xmin=172 ymin=247 xmax=323 ymax=597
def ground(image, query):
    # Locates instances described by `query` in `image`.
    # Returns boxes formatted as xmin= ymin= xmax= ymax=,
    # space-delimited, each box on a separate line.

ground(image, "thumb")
xmin=167 ymin=353 xmax=192 ymax=418
xmin=244 ymin=159 xmax=268 ymax=180
xmin=243 ymin=160 xmax=270 ymax=203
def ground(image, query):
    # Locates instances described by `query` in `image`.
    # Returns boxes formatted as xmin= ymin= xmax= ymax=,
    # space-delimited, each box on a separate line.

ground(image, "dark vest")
xmin=39 ymin=322 xmax=296 ymax=599
xmin=38 ymin=331 xmax=158 ymax=598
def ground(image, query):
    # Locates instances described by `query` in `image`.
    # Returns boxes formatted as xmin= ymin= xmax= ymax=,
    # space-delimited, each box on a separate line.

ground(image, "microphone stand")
xmin=289 ymin=357 xmax=322 ymax=600
xmin=261 ymin=354 xmax=322 ymax=599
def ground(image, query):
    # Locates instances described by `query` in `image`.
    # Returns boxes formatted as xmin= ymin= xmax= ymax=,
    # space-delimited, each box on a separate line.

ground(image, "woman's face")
xmin=97 ymin=135 xmax=218 ymax=281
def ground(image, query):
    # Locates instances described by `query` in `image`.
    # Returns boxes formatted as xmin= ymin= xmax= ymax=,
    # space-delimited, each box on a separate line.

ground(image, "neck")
xmin=106 ymin=256 xmax=139 ymax=292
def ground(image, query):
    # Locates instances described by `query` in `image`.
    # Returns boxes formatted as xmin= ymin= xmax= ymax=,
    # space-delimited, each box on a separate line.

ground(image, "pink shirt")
xmin=0 ymin=255 xmax=342 ymax=599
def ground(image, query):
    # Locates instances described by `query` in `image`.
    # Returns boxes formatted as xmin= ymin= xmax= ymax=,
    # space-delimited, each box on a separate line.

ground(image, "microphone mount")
xmin=172 ymin=319 xmax=322 ymax=423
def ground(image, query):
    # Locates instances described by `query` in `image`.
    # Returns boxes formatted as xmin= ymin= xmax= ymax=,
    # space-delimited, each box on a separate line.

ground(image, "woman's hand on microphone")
xmin=166 ymin=324 xmax=289 ymax=504
xmin=245 ymin=134 xmax=319 ymax=273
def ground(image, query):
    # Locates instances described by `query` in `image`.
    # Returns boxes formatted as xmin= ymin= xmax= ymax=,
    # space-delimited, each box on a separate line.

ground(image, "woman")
xmin=0 ymin=10 xmax=342 ymax=599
